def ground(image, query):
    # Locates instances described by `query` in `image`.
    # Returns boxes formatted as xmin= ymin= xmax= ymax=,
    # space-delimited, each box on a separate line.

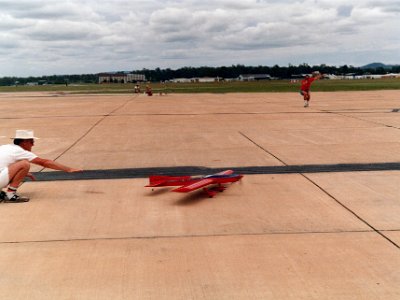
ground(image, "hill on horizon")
xmin=360 ymin=62 xmax=399 ymax=69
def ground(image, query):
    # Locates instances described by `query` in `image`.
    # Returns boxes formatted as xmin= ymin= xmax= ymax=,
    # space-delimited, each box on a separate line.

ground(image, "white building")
xmin=98 ymin=72 xmax=146 ymax=83
xmin=192 ymin=77 xmax=220 ymax=83
xmin=169 ymin=77 xmax=220 ymax=83
xmin=169 ymin=78 xmax=192 ymax=83
xmin=238 ymin=74 xmax=271 ymax=81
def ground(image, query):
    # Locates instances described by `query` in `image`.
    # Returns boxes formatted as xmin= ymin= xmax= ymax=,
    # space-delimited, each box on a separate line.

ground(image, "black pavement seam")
xmin=29 ymin=163 xmax=400 ymax=181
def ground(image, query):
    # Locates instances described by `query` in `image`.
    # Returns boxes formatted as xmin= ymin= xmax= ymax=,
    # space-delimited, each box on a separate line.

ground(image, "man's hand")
xmin=67 ymin=168 xmax=83 ymax=173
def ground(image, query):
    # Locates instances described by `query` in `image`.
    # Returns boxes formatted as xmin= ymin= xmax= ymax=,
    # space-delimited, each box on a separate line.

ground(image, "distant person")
xmin=300 ymin=72 xmax=322 ymax=107
xmin=134 ymin=84 xmax=140 ymax=93
xmin=0 ymin=130 xmax=82 ymax=203
xmin=160 ymin=81 xmax=168 ymax=95
xmin=145 ymin=84 xmax=153 ymax=96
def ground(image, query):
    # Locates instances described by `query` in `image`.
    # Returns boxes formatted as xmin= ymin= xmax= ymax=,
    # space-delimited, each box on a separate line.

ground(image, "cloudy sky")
xmin=0 ymin=0 xmax=399 ymax=77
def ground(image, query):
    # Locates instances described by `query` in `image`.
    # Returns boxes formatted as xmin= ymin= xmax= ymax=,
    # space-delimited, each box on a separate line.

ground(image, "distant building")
xmin=382 ymin=73 xmax=400 ymax=78
xmin=323 ymin=74 xmax=339 ymax=80
xmin=127 ymin=73 xmax=146 ymax=82
xmin=238 ymin=74 xmax=271 ymax=81
xmin=169 ymin=78 xmax=192 ymax=83
xmin=98 ymin=72 xmax=146 ymax=83
xmin=192 ymin=77 xmax=220 ymax=83
xmin=169 ymin=77 xmax=220 ymax=83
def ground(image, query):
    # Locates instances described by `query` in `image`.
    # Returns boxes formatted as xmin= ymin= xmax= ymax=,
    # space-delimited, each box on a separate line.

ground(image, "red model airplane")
xmin=145 ymin=170 xmax=243 ymax=197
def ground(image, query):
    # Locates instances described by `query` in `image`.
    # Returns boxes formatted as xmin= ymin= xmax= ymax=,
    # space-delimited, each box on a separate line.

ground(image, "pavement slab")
xmin=60 ymin=115 xmax=284 ymax=169
xmin=0 ymin=93 xmax=131 ymax=118
xmin=0 ymin=174 xmax=369 ymax=242
xmin=306 ymin=171 xmax=400 ymax=231
xmin=264 ymin=142 xmax=400 ymax=165
xmin=383 ymin=231 xmax=400 ymax=246
xmin=0 ymin=233 xmax=399 ymax=300
xmin=1 ymin=90 xmax=400 ymax=299
xmin=343 ymin=112 xmax=400 ymax=128
xmin=0 ymin=116 xmax=102 ymax=172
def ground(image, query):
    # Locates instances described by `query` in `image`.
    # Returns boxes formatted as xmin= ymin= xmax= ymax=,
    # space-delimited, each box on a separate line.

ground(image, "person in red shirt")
xmin=300 ymin=73 xmax=322 ymax=107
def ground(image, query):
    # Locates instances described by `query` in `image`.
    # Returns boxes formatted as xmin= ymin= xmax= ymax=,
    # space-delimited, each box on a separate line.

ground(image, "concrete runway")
xmin=1 ymin=90 xmax=400 ymax=299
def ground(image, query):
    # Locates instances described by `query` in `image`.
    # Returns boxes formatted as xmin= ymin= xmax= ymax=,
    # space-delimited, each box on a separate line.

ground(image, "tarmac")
xmin=0 ymin=90 xmax=400 ymax=299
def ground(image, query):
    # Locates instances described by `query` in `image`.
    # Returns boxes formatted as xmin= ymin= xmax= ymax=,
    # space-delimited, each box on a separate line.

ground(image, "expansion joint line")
xmin=0 ymin=229 xmax=379 ymax=245
xmin=43 ymin=94 xmax=139 ymax=168
xmin=301 ymin=174 xmax=400 ymax=249
xmin=328 ymin=111 xmax=400 ymax=130
xmin=318 ymin=111 xmax=400 ymax=248
xmin=239 ymin=131 xmax=288 ymax=166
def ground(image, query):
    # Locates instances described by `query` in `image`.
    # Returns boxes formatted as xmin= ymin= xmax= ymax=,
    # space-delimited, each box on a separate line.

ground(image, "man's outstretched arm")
xmin=31 ymin=157 xmax=83 ymax=172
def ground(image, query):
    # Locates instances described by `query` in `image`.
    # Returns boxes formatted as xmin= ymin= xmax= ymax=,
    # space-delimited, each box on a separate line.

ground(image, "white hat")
xmin=11 ymin=130 xmax=40 ymax=140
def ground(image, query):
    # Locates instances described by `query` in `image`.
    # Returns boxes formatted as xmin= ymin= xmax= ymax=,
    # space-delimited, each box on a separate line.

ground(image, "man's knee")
xmin=9 ymin=160 xmax=30 ymax=173
xmin=18 ymin=160 xmax=31 ymax=170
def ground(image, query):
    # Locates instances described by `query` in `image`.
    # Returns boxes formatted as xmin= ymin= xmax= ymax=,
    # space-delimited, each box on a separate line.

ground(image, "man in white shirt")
xmin=0 ymin=130 xmax=82 ymax=203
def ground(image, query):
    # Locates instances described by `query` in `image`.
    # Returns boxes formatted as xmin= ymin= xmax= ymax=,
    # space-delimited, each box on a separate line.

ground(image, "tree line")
xmin=1 ymin=63 xmax=399 ymax=86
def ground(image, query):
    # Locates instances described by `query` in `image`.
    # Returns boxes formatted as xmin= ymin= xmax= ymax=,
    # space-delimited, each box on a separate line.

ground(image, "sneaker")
xmin=304 ymin=101 xmax=309 ymax=107
xmin=4 ymin=193 xmax=30 ymax=203
xmin=0 ymin=191 xmax=6 ymax=202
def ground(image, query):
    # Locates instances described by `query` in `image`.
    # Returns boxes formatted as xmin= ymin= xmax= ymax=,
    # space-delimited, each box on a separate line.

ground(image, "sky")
xmin=0 ymin=0 xmax=399 ymax=77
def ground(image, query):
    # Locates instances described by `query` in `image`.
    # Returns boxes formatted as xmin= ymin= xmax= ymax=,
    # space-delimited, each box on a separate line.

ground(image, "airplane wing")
xmin=216 ymin=170 xmax=234 ymax=175
xmin=204 ymin=170 xmax=234 ymax=178
xmin=172 ymin=178 xmax=215 ymax=193
xmin=146 ymin=180 xmax=169 ymax=187
xmin=145 ymin=175 xmax=191 ymax=187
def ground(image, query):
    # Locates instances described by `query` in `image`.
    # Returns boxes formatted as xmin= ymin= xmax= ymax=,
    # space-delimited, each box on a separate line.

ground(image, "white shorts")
xmin=0 ymin=167 xmax=9 ymax=189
